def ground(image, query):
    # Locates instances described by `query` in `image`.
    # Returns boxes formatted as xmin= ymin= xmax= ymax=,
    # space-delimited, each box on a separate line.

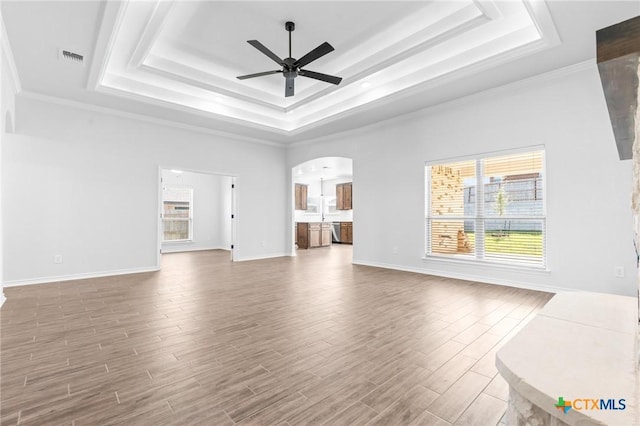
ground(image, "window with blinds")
xmin=162 ymin=186 xmax=193 ymax=242
xmin=426 ymin=149 xmax=545 ymax=267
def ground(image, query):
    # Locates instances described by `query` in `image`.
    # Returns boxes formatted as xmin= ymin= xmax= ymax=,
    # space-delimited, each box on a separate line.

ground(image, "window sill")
xmin=162 ymin=240 xmax=193 ymax=244
xmin=422 ymin=254 xmax=550 ymax=274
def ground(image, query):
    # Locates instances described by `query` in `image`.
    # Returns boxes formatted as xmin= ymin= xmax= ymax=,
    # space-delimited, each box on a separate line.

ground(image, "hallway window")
xmin=163 ymin=186 xmax=193 ymax=241
xmin=425 ymin=149 xmax=545 ymax=268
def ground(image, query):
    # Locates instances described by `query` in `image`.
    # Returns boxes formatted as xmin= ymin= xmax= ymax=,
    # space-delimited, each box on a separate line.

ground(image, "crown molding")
xmin=18 ymin=90 xmax=287 ymax=148
xmin=290 ymin=59 xmax=595 ymax=148
xmin=1 ymin=13 xmax=22 ymax=95
xmin=95 ymin=83 xmax=291 ymax=137
xmin=97 ymin=0 xmax=554 ymax=134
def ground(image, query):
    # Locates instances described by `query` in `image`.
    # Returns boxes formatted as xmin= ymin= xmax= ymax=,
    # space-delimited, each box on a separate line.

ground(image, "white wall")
xmin=3 ymin=95 xmax=287 ymax=285
xmin=160 ymin=170 xmax=232 ymax=254
xmin=1 ymin=15 xmax=17 ymax=304
xmin=288 ymin=63 xmax=636 ymax=296
xmin=3 ymin=62 xmax=635 ymax=296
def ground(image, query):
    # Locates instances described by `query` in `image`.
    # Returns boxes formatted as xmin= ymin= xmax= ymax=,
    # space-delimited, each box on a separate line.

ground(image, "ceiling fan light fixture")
xmin=236 ymin=21 xmax=342 ymax=97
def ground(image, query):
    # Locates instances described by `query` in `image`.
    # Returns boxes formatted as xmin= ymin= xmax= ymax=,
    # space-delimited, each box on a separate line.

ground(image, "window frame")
xmin=162 ymin=186 xmax=194 ymax=243
xmin=424 ymin=147 xmax=547 ymax=270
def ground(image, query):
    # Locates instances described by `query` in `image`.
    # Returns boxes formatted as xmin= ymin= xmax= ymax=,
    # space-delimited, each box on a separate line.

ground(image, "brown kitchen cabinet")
xmin=295 ymin=183 xmax=308 ymax=210
xmin=296 ymin=222 xmax=332 ymax=249
xmin=321 ymin=223 xmax=332 ymax=246
xmin=340 ymin=222 xmax=353 ymax=244
xmin=336 ymin=182 xmax=352 ymax=210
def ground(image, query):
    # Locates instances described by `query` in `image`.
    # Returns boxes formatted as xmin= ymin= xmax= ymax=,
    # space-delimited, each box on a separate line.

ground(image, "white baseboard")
xmin=351 ymin=259 xmax=572 ymax=294
xmin=3 ymin=266 xmax=160 ymax=287
xmin=235 ymin=252 xmax=291 ymax=262
xmin=161 ymin=245 xmax=228 ymax=254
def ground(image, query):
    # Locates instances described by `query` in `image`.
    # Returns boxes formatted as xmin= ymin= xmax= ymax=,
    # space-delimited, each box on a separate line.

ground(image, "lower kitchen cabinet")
xmin=321 ymin=223 xmax=332 ymax=247
xmin=297 ymin=222 xmax=332 ymax=249
xmin=340 ymin=222 xmax=353 ymax=244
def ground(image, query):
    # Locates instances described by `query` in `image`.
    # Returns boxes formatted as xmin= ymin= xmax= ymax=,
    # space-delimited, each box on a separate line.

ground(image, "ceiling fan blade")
xmin=285 ymin=76 xmax=295 ymax=97
xmin=293 ymin=42 xmax=334 ymax=68
xmin=247 ymin=40 xmax=285 ymax=66
xmin=298 ymin=70 xmax=342 ymax=85
xmin=236 ymin=70 xmax=282 ymax=80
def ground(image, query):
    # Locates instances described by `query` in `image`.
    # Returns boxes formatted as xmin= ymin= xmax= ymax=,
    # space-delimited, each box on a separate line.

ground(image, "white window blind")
xmin=426 ymin=150 xmax=545 ymax=267
xmin=162 ymin=187 xmax=193 ymax=242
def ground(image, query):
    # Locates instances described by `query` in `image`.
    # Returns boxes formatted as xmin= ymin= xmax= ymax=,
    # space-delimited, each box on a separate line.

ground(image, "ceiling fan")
xmin=237 ymin=21 xmax=342 ymax=97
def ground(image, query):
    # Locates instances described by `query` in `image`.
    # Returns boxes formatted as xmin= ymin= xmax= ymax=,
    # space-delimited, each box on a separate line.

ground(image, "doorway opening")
xmin=291 ymin=157 xmax=353 ymax=256
xmin=157 ymin=167 xmax=236 ymax=268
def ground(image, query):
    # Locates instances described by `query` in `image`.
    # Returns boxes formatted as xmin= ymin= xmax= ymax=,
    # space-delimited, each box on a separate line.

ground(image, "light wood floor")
xmin=1 ymin=245 xmax=552 ymax=425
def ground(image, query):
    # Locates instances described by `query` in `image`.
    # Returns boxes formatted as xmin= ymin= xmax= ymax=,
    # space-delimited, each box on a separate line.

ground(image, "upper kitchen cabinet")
xmin=336 ymin=182 xmax=352 ymax=210
xmin=295 ymin=183 xmax=308 ymax=210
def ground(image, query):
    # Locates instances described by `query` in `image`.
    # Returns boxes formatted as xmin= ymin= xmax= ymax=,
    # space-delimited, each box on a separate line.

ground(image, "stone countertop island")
xmin=496 ymin=292 xmax=637 ymax=426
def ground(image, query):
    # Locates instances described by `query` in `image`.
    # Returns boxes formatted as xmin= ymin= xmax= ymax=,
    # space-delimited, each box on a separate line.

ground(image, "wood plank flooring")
xmin=0 ymin=245 xmax=553 ymax=425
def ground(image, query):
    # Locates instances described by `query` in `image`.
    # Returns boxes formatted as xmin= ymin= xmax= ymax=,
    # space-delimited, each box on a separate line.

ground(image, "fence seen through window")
xmin=426 ymin=150 xmax=545 ymax=267
xmin=163 ymin=187 xmax=193 ymax=242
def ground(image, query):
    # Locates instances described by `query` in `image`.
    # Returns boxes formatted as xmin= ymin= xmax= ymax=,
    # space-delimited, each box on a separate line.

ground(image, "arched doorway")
xmin=291 ymin=157 xmax=353 ymax=256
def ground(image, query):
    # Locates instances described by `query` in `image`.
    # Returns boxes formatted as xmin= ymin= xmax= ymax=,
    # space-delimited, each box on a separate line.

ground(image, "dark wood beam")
xmin=597 ymin=16 xmax=640 ymax=160
xmin=597 ymin=16 xmax=640 ymax=63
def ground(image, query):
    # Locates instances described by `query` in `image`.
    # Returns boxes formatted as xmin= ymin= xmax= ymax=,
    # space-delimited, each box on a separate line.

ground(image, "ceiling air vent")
xmin=58 ymin=49 xmax=85 ymax=66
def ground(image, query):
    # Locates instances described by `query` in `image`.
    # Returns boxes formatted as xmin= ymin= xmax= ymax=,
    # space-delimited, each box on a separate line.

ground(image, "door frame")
xmin=290 ymin=157 xmax=353 ymax=256
xmin=157 ymin=166 xmax=238 ymax=269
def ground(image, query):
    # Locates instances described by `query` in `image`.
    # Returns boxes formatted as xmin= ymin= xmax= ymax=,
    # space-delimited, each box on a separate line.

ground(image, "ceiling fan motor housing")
xmin=283 ymin=57 xmax=297 ymax=78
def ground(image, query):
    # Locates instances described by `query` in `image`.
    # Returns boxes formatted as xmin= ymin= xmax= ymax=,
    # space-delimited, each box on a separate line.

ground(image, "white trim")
xmin=422 ymin=255 xmax=549 ymax=273
xmin=289 ymin=60 xmax=594 ymax=148
xmin=230 ymin=176 xmax=237 ymax=262
xmin=18 ymin=91 xmax=285 ymax=148
xmin=92 ymin=0 xmax=559 ymax=136
xmin=425 ymin=148 xmax=547 ymax=268
xmin=94 ymin=84 xmax=290 ymax=139
xmin=86 ymin=1 xmax=128 ymax=91
xmin=0 ymin=293 xmax=5 ymax=309
xmin=424 ymin=144 xmax=546 ymax=166
xmin=3 ymin=266 xmax=160 ymax=288
xmin=1 ymin=14 xmax=22 ymax=94
xmin=286 ymin=32 xmax=561 ymax=139
xmin=161 ymin=246 xmax=228 ymax=254
xmin=157 ymin=166 xmax=239 ymax=264
xmin=156 ymin=166 xmax=162 ymax=268
xmin=352 ymin=258 xmax=570 ymax=295
xmin=139 ymin=63 xmax=287 ymax=113
xmin=129 ymin=1 xmax=174 ymax=69
xmin=234 ymin=253 xmax=290 ymax=262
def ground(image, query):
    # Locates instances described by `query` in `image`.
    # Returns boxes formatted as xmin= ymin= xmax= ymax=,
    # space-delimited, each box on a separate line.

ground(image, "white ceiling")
xmin=2 ymin=1 xmax=639 ymax=145
xmin=293 ymin=157 xmax=353 ymax=184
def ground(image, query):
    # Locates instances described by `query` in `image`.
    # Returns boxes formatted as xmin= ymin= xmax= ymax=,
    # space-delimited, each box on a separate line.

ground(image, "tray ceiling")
xmin=94 ymin=0 xmax=558 ymax=134
xmin=3 ymin=1 xmax=639 ymax=144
